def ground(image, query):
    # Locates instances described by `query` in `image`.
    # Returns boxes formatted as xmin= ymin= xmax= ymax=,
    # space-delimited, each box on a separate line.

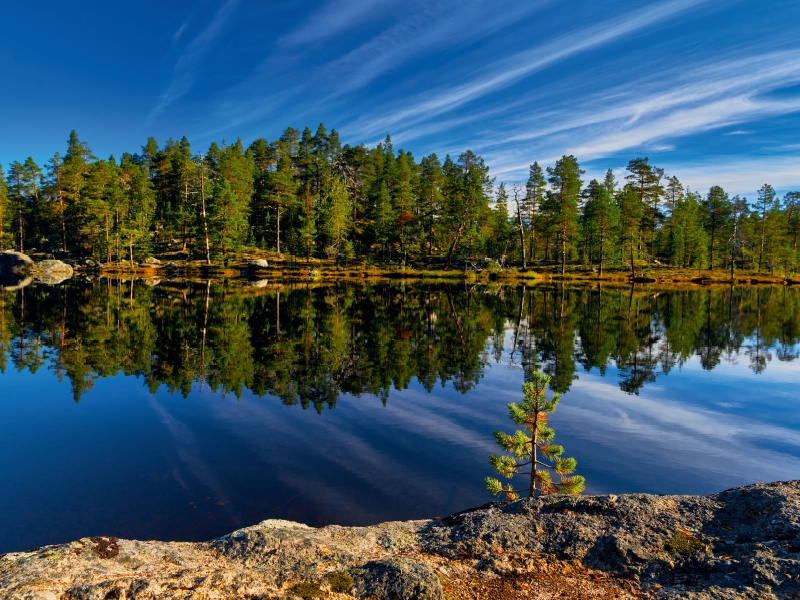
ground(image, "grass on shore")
xmin=36 ymin=248 xmax=797 ymax=286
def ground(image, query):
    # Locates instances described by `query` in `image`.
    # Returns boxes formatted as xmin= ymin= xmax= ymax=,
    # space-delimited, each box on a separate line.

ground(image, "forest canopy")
xmin=1 ymin=127 xmax=798 ymax=275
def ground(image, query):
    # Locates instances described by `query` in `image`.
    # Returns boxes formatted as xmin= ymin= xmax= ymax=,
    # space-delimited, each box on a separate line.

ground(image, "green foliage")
xmin=663 ymin=531 xmax=705 ymax=555
xmin=327 ymin=571 xmax=354 ymax=593
xmin=485 ymin=371 xmax=585 ymax=499
xmin=544 ymin=155 xmax=583 ymax=274
xmin=582 ymin=179 xmax=619 ymax=273
xmin=1 ymin=128 xmax=798 ymax=276
xmin=290 ymin=580 xmax=328 ymax=599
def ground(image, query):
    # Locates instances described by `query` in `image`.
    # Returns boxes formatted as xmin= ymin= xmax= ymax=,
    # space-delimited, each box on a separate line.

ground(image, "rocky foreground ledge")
xmin=3 ymin=482 xmax=800 ymax=600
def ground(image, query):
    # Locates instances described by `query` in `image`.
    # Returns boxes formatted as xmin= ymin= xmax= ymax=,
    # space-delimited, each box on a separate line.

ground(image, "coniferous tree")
xmin=545 ymin=155 xmax=583 ymax=275
xmin=666 ymin=191 xmax=708 ymax=268
xmin=320 ymin=178 xmax=352 ymax=262
xmin=6 ymin=161 xmax=27 ymax=252
xmin=625 ymin=158 xmax=663 ymax=259
xmin=486 ymin=371 xmax=585 ymax=499
xmin=119 ymin=158 xmax=155 ymax=264
xmin=783 ymin=191 xmax=800 ymax=254
xmin=754 ymin=184 xmax=778 ymax=273
xmin=524 ymin=162 xmax=546 ymax=262
xmin=22 ymin=158 xmax=43 ymax=247
xmin=729 ymin=195 xmax=749 ymax=279
xmin=45 ymin=152 xmax=68 ymax=253
xmin=603 ymin=168 xmax=617 ymax=197
xmin=489 ymin=183 xmax=512 ymax=262
xmin=0 ymin=163 xmax=9 ymax=251
xmin=618 ymin=185 xmax=644 ymax=276
xmin=418 ymin=154 xmax=444 ymax=256
xmin=702 ymin=185 xmax=732 ymax=270
xmin=582 ymin=179 xmax=619 ymax=276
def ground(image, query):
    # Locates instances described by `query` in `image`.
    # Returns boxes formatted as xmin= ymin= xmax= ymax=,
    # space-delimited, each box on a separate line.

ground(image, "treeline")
xmin=1 ymin=128 xmax=798 ymax=274
xmin=1 ymin=282 xmax=797 ymax=403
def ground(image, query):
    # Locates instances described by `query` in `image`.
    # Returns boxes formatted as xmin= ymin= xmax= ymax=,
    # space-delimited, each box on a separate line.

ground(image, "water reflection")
xmin=1 ymin=281 xmax=797 ymax=402
xmin=1 ymin=280 xmax=799 ymax=553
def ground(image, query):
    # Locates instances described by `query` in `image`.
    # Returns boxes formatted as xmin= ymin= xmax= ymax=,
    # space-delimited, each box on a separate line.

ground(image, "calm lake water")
xmin=0 ymin=279 xmax=798 ymax=553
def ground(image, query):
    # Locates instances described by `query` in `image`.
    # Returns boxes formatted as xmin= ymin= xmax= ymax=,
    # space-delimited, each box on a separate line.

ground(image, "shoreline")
xmin=4 ymin=250 xmax=797 ymax=287
xmin=56 ymin=260 xmax=800 ymax=287
xmin=3 ymin=481 xmax=799 ymax=599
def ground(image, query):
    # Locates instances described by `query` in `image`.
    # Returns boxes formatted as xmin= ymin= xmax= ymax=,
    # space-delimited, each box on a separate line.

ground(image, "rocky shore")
xmin=0 ymin=250 xmax=73 ymax=288
xmin=2 ymin=481 xmax=800 ymax=600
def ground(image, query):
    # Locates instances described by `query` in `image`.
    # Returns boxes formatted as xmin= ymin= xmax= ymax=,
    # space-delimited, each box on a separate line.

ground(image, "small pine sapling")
xmin=486 ymin=371 xmax=585 ymax=499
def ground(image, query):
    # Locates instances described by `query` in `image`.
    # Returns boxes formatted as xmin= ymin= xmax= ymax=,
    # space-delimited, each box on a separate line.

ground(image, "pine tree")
xmin=625 ymin=158 xmax=663 ymax=259
xmin=45 ymin=152 xmax=68 ymax=253
xmin=603 ymin=168 xmax=617 ymax=197
xmin=702 ymin=185 xmax=732 ymax=270
xmin=486 ymin=371 xmax=585 ymax=499
xmin=320 ymin=178 xmax=352 ymax=262
xmin=618 ymin=185 xmax=644 ymax=276
xmin=418 ymin=154 xmax=443 ymax=256
xmin=0 ymin=163 xmax=9 ymax=251
xmin=666 ymin=191 xmax=708 ymax=268
xmin=489 ymin=183 xmax=512 ymax=262
xmin=729 ymin=195 xmax=749 ymax=279
xmin=783 ymin=191 xmax=799 ymax=254
xmin=524 ymin=162 xmax=546 ymax=262
xmin=6 ymin=161 xmax=26 ymax=252
xmin=754 ymin=184 xmax=778 ymax=272
xmin=545 ymin=155 xmax=583 ymax=275
xmin=582 ymin=179 xmax=619 ymax=276
xmin=22 ymin=158 xmax=43 ymax=247
xmin=118 ymin=159 xmax=155 ymax=264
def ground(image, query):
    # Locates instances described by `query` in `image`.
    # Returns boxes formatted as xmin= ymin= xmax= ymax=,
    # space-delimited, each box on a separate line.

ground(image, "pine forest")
xmin=1 ymin=128 xmax=798 ymax=277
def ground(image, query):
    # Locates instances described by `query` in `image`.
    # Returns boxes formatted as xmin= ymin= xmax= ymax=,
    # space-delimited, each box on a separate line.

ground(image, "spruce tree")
xmin=486 ymin=371 xmax=585 ymax=499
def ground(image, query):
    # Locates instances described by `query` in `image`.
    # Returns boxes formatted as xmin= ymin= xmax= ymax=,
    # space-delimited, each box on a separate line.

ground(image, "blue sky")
xmin=1 ymin=0 xmax=799 ymax=197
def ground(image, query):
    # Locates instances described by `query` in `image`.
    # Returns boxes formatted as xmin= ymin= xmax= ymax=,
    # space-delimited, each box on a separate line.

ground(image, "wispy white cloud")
xmin=345 ymin=0 xmax=711 ymax=138
xmin=465 ymin=49 xmax=800 ymax=191
xmin=144 ymin=0 xmax=241 ymax=126
xmin=200 ymin=0 xmax=548 ymax=138
xmin=278 ymin=0 xmax=394 ymax=47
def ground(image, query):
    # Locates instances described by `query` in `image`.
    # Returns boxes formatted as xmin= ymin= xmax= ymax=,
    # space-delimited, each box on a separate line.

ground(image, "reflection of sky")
xmin=0 ymin=329 xmax=798 ymax=553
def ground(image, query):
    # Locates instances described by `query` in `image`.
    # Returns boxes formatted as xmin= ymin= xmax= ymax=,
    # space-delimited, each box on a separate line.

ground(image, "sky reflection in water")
xmin=0 ymin=280 xmax=798 ymax=552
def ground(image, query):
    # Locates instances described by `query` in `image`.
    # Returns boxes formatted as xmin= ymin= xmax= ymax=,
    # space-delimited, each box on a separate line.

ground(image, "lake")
xmin=0 ymin=279 xmax=798 ymax=553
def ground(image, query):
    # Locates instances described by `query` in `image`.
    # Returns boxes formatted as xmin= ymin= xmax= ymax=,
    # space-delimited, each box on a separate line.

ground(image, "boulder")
xmin=0 ymin=251 xmax=35 ymax=287
xmin=32 ymin=260 xmax=74 ymax=285
xmin=0 ymin=250 xmax=34 ymax=276
xmin=143 ymin=257 xmax=161 ymax=264
xmin=249 ymin=259 xmax=270 ymax=269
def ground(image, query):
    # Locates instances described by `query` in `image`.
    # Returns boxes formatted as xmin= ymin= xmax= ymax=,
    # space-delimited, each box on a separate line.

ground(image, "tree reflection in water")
xmin=0 ymin=280 xmax=798 ymax=404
